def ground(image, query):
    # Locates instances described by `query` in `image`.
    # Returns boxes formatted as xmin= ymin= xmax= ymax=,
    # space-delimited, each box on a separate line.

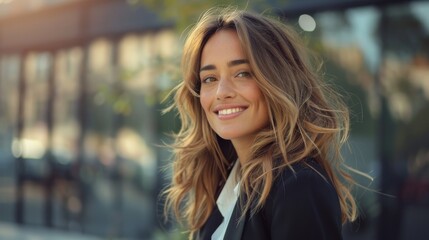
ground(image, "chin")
xmin=216 ymin=132 xmax=238 ymax=140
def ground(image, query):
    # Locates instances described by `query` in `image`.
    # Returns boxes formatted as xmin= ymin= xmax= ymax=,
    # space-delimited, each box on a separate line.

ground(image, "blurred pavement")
xmin=0 ymin=222 xmax=103 ymax=240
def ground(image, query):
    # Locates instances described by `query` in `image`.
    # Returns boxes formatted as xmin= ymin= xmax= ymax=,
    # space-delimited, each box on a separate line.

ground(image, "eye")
xmin=236 ymin=71 xmax=252 ymax=78
xmin=201 ymin=76 xmax=216 ymax=84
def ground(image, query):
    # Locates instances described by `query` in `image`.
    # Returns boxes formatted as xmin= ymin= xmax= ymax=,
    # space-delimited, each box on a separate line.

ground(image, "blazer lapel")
xmin=196 ymin=205 xmax=224 ymax=240
xmin=223 ymin=200 xmax=246 ymax=240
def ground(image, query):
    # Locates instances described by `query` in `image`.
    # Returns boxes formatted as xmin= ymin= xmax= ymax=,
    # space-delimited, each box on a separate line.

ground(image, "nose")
xmin=216 ymin=77 xmax=236 ymax=100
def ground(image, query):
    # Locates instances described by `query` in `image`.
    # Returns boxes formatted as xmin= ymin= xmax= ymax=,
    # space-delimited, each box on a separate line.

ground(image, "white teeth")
xmin=218 ymin=108 xmax=244 ymax=115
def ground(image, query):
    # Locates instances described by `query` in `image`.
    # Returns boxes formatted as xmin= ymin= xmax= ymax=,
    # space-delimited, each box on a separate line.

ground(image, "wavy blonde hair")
xmin=164 ymin=7 xmax=357 ymax=237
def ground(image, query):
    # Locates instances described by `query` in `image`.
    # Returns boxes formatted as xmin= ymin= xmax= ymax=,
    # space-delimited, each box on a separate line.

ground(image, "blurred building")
xmin=0 ymin=0 xmax=178 ymax=239
xmin=279 ymin=1 xmax=429 ymax=240
xmin=0 ymin=0 xmax=429 ymax=240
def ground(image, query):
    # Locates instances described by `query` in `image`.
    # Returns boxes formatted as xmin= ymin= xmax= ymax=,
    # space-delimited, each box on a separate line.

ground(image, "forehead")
xmin=200 ymin=29 xmax=246 ymax=65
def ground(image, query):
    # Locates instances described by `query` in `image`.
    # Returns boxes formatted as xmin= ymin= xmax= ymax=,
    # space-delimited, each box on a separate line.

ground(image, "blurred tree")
xmin=132 ymin=0 xmax=286 ymax=31
xmin=323 ymin=55 xmax=376 ymax=136
xmin=373 ymin=5 xmax=429 ymax=240
xmin=378 ymin=6 xmax=428 ymax=59
xmin=397 ymin=103 xmax=429 ymax=164
xmin=296 ymin=11 xmax=376 ymax=137
xmin=375 ymin=5 xmax=429 ymax=156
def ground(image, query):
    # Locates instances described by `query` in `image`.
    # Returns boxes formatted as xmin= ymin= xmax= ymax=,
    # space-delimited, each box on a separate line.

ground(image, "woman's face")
xmin=199 ymin=29 xmax=269 ymax=144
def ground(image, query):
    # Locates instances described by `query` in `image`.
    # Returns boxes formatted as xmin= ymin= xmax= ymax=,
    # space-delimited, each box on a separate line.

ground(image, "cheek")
xmin=253 ymin=88 xmax=270 ymax=121
xmin=249 ymin=85 xmax=266 ymax=106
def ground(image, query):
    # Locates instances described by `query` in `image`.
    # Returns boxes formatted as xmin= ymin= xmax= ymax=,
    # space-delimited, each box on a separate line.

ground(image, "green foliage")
xmin=95 ymin=69 xmax=134 ymax=116
xmin=322 ymin=56 xmax=376 ymax=136
xmin=133 ymin=0 xmax=285 ymax=31
xmin=396 ymin=103 xmax=429 ymax=160
xmin=152 ymin=227 xmax=188 ymax=240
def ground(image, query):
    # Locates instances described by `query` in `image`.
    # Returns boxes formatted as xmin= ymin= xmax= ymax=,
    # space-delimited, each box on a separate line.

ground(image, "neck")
xmin=231 ymin=136 xmax=255 ymax=165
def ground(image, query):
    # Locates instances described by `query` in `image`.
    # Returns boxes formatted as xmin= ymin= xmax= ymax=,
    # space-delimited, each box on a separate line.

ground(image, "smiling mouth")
xmin=217 ymin=107 xmax=246 ymax=116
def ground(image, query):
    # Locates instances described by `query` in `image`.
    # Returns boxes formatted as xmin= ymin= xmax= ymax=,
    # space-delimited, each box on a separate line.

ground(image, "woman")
xmin=164 ymin=7 xmax=357 ymax=240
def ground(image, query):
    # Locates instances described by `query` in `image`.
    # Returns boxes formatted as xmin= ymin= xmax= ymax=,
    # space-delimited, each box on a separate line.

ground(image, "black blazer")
xmin=196 ymin=159 xmax=343 ymax=240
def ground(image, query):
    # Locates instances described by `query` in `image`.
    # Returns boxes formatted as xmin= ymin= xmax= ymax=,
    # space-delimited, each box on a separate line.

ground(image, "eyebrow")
xmin=199 ymin=59 xmax=249 ymax=72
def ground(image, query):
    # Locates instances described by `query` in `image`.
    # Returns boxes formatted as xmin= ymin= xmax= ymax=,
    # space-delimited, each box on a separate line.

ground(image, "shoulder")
xmin=272 ymin=159 xmax=337 ymax=199
xmin=260 ymin=158 xmax=343 ymax=239
xmin=268 ymin=158 xmax=339 ymax=210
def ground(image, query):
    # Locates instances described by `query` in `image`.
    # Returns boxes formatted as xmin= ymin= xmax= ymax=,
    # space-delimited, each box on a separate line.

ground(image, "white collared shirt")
xmin=212 ymin=161 xmax=240 ymax=240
